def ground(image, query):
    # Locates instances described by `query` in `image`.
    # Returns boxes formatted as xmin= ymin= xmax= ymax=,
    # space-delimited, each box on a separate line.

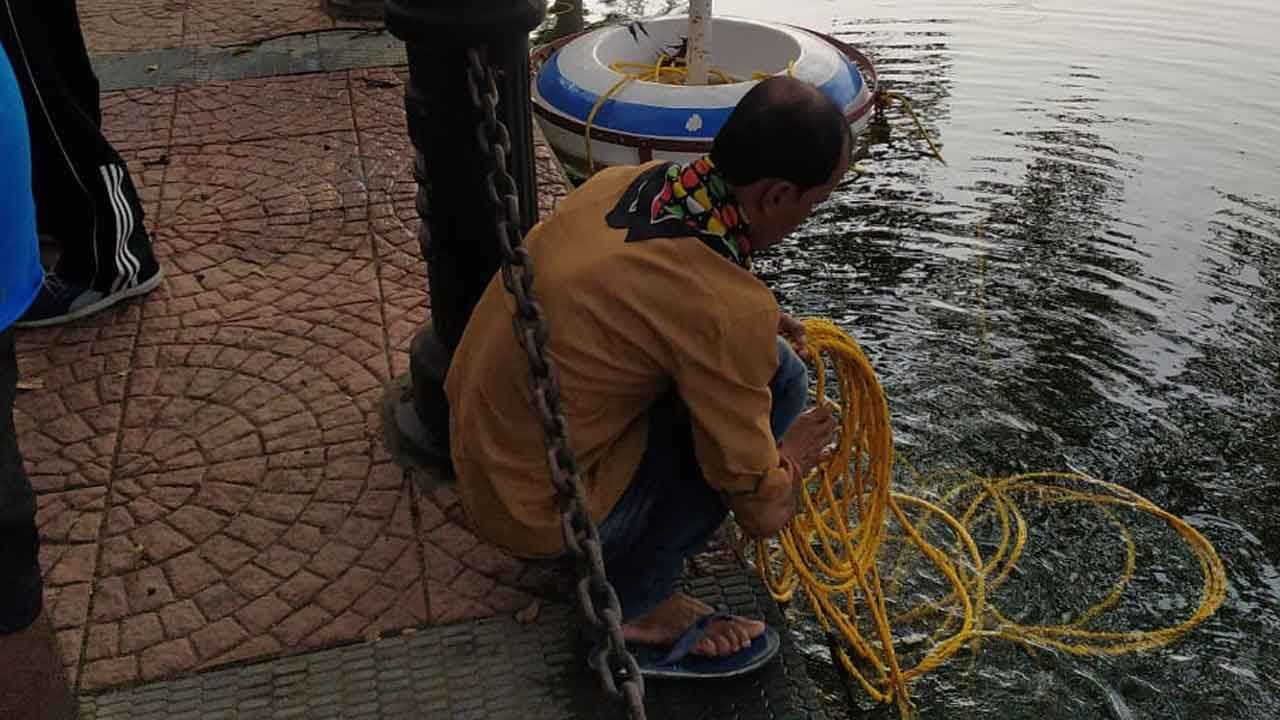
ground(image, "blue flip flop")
xmin=591 ymin=610 xmax=782 ymax=680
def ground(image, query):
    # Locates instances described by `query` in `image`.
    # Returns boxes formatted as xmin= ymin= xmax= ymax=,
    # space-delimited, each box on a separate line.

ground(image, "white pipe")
xmin=686 ymin=0 xmax=712 ymax=85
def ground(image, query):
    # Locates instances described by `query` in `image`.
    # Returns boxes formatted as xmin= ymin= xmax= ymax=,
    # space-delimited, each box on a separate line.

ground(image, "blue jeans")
xmin=598 ymin=337 xmax=808 ymax=621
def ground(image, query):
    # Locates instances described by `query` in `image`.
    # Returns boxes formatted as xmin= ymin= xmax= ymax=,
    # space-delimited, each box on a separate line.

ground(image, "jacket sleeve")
xmin=672 ymin=303 xmax=792 ymax=499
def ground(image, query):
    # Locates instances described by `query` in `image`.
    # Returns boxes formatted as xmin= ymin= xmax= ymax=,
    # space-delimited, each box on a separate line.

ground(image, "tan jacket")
xmin=446 ymin=162 xmax=789 ymax=557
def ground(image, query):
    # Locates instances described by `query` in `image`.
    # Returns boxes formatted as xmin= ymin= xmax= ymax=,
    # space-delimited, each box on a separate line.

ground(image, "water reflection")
xmin=962 ymin=75 xmax=1160 ymax=461
xmin=761 ymin=12 xmax=1280 ymax=720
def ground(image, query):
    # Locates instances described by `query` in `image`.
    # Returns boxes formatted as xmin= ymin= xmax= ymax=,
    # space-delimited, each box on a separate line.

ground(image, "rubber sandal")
xmin=590 ymin=610 xmax=782 ymax=680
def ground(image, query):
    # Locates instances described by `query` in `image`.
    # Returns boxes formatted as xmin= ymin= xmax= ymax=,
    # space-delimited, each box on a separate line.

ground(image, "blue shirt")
xmin=0 ymin=50 xmax=42 ymax=331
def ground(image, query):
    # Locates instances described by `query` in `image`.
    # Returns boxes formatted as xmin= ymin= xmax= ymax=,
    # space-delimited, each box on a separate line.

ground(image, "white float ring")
xmin=531 ymin=15 xmax=878 ymax=159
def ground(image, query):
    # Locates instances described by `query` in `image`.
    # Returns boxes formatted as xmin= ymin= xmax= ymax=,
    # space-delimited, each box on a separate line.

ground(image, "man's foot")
xmin=15 ymin=263 xmax=162 ymax=329
xmin=622 ymin=593 xmax=766 ymax=657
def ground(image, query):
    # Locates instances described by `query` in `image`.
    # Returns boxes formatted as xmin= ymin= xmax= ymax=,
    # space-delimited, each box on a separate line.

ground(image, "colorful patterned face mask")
xmin=651 ymin=157 xmax=752 ymax=266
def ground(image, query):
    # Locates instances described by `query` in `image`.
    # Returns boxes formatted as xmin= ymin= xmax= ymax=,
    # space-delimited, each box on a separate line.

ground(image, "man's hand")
xmin=779 ymin=312 xmax=806 ymax=348
xmin=778 ymin=405 xmax=837 ymax=477
xmin=728 ymin=406 xmax=838 ymax=539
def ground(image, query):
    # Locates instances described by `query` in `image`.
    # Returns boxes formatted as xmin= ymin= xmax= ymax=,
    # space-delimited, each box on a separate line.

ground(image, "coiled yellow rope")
xmin=751 ymin=319 xmax=1228 ymax=718
xmin=583 ymin=54 xmax=796 ymax=173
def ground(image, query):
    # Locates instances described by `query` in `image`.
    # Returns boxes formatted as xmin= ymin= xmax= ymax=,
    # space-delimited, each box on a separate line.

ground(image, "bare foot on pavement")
xmin=622 ymin=593 xmax=766 ymax=656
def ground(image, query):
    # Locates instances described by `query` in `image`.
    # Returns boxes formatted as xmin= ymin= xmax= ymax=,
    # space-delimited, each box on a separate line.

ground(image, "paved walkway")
xmin=15 ymin=2 xmax=827 ymax=717
xmin=20 ymin=0 xmax=566 ymax=692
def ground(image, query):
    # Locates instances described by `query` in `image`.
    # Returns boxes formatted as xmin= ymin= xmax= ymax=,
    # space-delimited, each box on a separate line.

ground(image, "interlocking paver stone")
xmin=172 ymin=73 xmax=353 ymax=146
xmin=159 ymin=132 xmax=367 ymax=241
xmin=15 ymin=316 xmax=146 ymax=684
xmin=81 ymin=0 xmax=186 ymax=54
xmin=348 ymin=68 xmax=409 ymax=131
xmin=184 ymin=0 xmax=335 ymax=48
xmin=102 ymin=88 xmax=177 ymax=152
xmin=79 ymin=315 xmax=425 ymax=685
xmin=414 ymin=483 xmax=568 ymax=625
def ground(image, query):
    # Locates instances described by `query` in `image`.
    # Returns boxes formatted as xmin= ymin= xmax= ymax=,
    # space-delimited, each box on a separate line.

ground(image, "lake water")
xmin=546 ymin=2 xmax=1280 ymax=718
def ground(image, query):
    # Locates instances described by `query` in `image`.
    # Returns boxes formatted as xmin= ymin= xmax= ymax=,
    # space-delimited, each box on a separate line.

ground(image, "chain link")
xmin=463 ymin=48 xmax=647 ymax=720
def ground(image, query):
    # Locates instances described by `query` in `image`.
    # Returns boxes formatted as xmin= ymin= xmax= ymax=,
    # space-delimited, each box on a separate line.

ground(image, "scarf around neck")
xmin=606 ymin=156 xmax=753 ymax=268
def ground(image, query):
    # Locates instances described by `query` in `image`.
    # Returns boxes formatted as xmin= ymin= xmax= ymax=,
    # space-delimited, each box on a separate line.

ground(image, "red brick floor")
xmin=79 ymin=0 xmax=186 ymax=54
xmin=78 ymin=0 xmax=363 ymax=54
xmin=15 ymin=3 xmax=573 ymax=692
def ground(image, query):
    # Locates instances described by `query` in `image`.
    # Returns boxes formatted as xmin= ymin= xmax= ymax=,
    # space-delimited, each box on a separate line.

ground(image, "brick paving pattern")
xmin=79 ymin=0 xmax=375 ymax=54
xmin=14 ymin=0 xmax=572 ymax=692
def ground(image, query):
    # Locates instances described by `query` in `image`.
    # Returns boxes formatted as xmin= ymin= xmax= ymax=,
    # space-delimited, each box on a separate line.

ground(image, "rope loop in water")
xmin=748 ymin=319 xmax=1227 ymax=718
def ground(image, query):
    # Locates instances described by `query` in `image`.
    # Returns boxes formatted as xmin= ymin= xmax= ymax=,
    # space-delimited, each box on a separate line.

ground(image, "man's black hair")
xmin=710 ymin=76 xmax=849 ymax=191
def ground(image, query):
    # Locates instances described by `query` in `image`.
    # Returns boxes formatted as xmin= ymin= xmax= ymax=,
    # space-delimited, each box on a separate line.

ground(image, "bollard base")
xmin=381 ymin=325 xmax=453 ymax=471
xmin=323 ymin=0 xmax=382 ymax=21
xmin=381 ymin=377 xmax=453 ymax=472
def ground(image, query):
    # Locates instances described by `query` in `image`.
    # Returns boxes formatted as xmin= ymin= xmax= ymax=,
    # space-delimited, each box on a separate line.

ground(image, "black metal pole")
xmin=385 ymin=0 xmax=546 ymax=464
xmin=548 ymin=0 xmax=585 ymax=41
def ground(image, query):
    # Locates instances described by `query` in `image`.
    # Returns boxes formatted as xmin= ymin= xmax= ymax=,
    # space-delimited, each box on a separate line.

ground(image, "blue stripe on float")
xmin=828 ymin=58 xmax=865 ymax=111
xmin=537 ymin=50 xmax=865 ymax=139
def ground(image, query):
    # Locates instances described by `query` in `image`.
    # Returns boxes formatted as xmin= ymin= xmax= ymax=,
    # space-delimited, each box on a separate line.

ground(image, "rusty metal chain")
xmin=463 ymin=48 xmax=647 ymax=720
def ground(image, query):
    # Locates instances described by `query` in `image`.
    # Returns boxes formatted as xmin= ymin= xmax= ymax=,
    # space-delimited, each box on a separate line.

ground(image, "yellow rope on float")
xmin=583 ymin=54 xmax=797 ymax=173
xmin=578 ymin=45 xmax=947 ymax=174
xmin=879 ymin=91 xmax=947 ymax=164
xmin=751 ymin=318 xmax=1227 ymax=718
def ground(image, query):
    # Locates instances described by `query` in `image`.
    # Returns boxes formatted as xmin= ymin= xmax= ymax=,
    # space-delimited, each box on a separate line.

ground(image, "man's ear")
xmin=761 ymin=180 xmax=797 ymax=214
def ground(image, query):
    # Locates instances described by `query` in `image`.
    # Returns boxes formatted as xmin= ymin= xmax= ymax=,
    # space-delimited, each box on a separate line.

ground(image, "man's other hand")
xmin=729 ymin=406 xmax=838 ymax=539
xmin=778 ymin=312 xmax=806 ymax=348
xmin=779 ymin=405 xmax=836 ymax=476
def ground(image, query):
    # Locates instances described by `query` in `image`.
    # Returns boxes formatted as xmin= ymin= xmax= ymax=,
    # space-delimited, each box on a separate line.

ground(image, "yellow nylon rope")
xmin=582 ymin=55 xmax=796 ymax=173
xmin=751 ymin=319 xmax=1228 ymax=718
xmin=877 ymin=91 xmax=947 ymax=164
xmin=577 ymin=48 xmax=947 ymax=174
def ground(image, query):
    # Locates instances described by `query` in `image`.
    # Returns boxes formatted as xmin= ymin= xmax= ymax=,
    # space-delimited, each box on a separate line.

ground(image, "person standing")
xmin=1 ymin=0 xmax=162 ymax=328
xmin=0 ymin=44 xmax=79 ymax=720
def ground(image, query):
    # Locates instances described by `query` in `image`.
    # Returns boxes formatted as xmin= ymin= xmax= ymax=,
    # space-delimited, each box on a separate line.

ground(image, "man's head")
xmin=711 ymin=76 xmax=851 ymax=251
